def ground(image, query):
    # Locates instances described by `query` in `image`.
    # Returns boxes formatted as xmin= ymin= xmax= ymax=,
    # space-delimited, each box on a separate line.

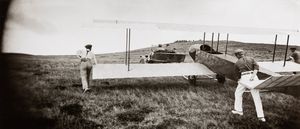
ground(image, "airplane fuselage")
xmin=195 ymin=48 xmax=270 ymax=82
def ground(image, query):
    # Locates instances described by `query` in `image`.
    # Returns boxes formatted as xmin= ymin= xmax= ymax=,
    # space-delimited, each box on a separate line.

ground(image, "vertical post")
xmin=211 ymin=32 xmax=214 ymax=54
xmin=272 ymin=34 xmax=277 ymax=62
xmin=225 ymin=33 xmax=229 ymax=55
xmin=216 ymin=33 xmax=220 ymax=52
xmin=128 ymin=28 xmax=131 ymax=71
xmin=203 ymin=32 xmax=206 ymax=45
xmin=283 ymin=34 xmax=290 ymax=67
xmin=125 ymin=28 xmax=128 ymax=65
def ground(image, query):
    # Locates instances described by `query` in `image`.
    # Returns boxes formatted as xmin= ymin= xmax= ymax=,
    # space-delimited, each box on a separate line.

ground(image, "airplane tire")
xmin=189 ymin=75 xmax=197 ymax=85
xmin=216 ymin=74 xmax=226 ymax=84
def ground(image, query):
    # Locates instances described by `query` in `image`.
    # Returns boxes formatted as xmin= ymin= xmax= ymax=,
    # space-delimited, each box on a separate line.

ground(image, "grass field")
xmin=3 ymin=40 xmax=300 ymax=129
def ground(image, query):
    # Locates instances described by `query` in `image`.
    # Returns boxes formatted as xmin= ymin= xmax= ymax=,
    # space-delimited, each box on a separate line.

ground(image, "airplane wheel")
xmin=216 ymin=74 xmax=226 ymax=84
xmin=189 ymin=75 xmax=196 ymax=85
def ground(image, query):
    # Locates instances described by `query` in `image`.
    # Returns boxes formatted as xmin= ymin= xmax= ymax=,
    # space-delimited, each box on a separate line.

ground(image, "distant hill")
xmin=1 ymin=40 xmax=299 ymax=63
xmin=96 ymin=40 xmax=300 ymax=63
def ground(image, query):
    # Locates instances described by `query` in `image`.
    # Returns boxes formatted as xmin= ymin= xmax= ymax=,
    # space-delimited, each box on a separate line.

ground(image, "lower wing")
xmin=92 ymin=63 xmax=215 ymax=79
xmin=255 ymin=74 xmax=300 ymax=89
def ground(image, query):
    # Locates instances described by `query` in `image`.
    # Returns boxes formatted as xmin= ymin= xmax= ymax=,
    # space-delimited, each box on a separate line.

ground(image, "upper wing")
xmin=92 ymin=63 xmax=215 ymax=79
xmin=91 ymin=19 xmax=298 ymax=35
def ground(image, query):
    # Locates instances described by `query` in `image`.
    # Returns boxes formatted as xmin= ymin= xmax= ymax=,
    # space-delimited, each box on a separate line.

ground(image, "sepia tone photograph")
xmin=0 ymin=0 xmax=300 ymax=129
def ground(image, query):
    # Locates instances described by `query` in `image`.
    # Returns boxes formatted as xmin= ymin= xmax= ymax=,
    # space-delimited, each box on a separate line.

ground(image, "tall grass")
xmin=5 ymin=41 xmax=300 ymax=129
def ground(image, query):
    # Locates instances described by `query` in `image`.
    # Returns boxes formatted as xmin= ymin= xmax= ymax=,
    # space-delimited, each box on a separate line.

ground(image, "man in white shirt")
xmin=76 ymin=44 xmax=98 ymax=93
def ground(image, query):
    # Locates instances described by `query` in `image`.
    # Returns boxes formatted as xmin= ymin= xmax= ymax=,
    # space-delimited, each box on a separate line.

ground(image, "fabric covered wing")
xmin=92 ymin=63 xmax=215 ymax=79
xmin=255 ymin=74 xmax=300 ymax=89
xmin=258 ymin=61 xmax=300 ymax=75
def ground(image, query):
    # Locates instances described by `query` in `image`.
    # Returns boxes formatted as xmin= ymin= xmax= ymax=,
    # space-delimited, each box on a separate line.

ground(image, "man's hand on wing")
xmin=249 ymin=70 xmax=258 ymax=81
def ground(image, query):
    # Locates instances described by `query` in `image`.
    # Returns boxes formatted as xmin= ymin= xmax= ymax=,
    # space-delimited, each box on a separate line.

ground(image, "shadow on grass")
xmin=54 ymin=85 xmax=67 ymax=90
xmin=102 ymin=99 xmax=139 ymax=112
xmin=116 ymin=107 xmax=155 ymax=126
xmin=92 ymin=77 xmax=226 ymax=91
xmin=56 ymin=116 xmax=104 ymax=129
xmin=99 ymin=83 xmax=190 ymax=91
xmin=156 ymin=118 xmax=199 ymax=129
xmin=228 ymin=115 xmax=272 ymax=129
xmin=270 ymin=86 xmax=300 ymax=99
xmin=228 ymin=111 xmax=300 ymax=129
xmin=60 ymin=103 xmax=83 ymax=116
xmin=57 ymin=103 xmax=105 ymax=129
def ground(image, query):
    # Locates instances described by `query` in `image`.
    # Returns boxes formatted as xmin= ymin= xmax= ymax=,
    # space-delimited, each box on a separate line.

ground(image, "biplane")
xmin=92 ymin=20 xmax=300 ymax=90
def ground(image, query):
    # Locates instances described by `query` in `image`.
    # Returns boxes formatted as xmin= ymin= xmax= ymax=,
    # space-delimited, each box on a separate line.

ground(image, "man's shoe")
xmin=83 ymin=88 xmax=90 ymax=93
xmin=231 ymin=110 xmax=243 ymax=116
xmin=258 ymin=117 xmax=266 ymax=122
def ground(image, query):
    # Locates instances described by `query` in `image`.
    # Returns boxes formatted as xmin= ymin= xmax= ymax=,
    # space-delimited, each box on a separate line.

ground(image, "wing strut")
xmin=272 ymin=34 xmax=277 ymax=62
xmin=203 ymin=32 xmax=206 ymax=45
xmin=225 ymin=33 xmax=229 ymax=55
xmin=211 ymin=32 xmax=214 ymax=54
xmin=125 ymin=29 xmax=128 ymax=65
xmin=128 ymin=28 xmax=131 ymax=71
xmin=283 ymin=34 xmax=290 ymax=67
xmin=216 ymin=33 xmax=220 ymax=52
xmin=125 ymin=28 xmax=132 ymax=71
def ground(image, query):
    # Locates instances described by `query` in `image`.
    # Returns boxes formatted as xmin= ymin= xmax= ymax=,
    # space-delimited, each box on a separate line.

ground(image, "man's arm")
xmin=250 ymin=58 xmax=259 ymax=81
xmin=93 ymin=53 xmax=98 ymax=65
xmin=234 ymin=64 xmax=241 ymax=81
xmin=286 ymin=53 xmax=296 ymax=61
xmin=76 ymin=50 xmax=82 ymax=59
xmin=286 ymin=56 xmax=293 ymax=61
xmin=251 ymin=58 xmax=259 ymax=70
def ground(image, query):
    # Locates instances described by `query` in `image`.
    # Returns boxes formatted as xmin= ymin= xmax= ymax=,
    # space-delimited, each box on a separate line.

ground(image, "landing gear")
xmin=216 ymin=74 xmax=226 ymax=84
xmin=183 ymin=75 xmax=197 ymax=85
xmin=188 ymin=75 xmax=197 ymax=85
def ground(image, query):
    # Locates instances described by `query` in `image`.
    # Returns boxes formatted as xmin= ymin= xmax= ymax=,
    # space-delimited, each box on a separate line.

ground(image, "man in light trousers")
xmin=76 ymin=44 xmax=98 ymax=93
xmin=232 ymin=49 xmax=266 ymax=122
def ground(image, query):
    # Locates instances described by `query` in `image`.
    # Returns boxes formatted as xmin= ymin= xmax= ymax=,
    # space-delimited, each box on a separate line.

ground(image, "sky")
xmin=2 ymin=0 xmax=300 ymax=55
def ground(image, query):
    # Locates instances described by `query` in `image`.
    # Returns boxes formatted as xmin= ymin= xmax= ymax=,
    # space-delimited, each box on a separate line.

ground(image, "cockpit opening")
xmin=200 ymin=44 xmax=223 ymax=54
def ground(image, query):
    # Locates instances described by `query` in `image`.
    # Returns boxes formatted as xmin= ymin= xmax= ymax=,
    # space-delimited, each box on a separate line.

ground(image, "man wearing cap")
xmin=139 ymin=55 xmax=145 ymax=64
xmin=154 ymin=44 xmax=167 ymax=52
xmin=232 ymin=49 xmax=266 ymax=122
xmin=286 ymin=47 xmax=300 ymax=64
xmin=188 ymin=44 xmax=201 ymax=62
xmin=184 ymin=44 xmax=202 ymax=85
xmin=76 ymin=44 xmax=98 ymax=93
